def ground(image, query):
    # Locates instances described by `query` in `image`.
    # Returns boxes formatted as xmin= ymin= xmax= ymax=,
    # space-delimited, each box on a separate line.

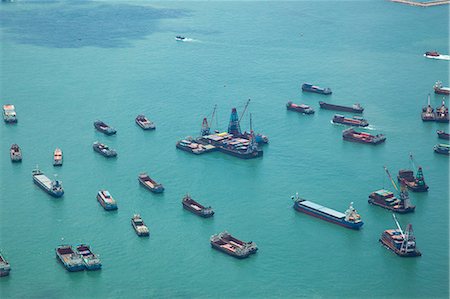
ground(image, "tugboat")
xmin=434 ymin=144 xmax=450 ymax=155
xmin=3 ymin=104 xmax=17 ymax=123
xmin=92 ymin=142 xmax=117 ymax=157
xmin=210 ymin=231 xmax=258 ymax=259
xmin=342 ymin=128 xmax=386 ymax=145
xmin=379 ymin=214 xmax=421 ymax=257
xmin=332 ymin=114 xmax=368 ymax=127
xmin=32 ymin=167 xmax=64 ymax=197
xmin=75 ymin=244 xmax=102 ymax=270
xmin=424 ymin=50 xmax=440 ymax=57
xmin=433 ymin=81 xmax=450 ymax=95
xmin=369 ymin=167 xmax=415 ymax=213
xmin=138 ymin=173 xmax=164 ymax=193
xmin=301 ymin=83 xmax=332 ymax=95
xmin=437 ymin=130 xmax=450 ymax=140
xmin=421 ymin=94 xmax=435 ymax=121
xmin=397 ymin=154 xmax=429 ymax=192
xmin=96 ymin=190 xmax=118 ymax=210
xmin=292 ymin=193 xmax=364 ymax=230
xmin=286 ymin=101 xmax=315 ymax=114
xmin=55 ymin=245 xmax=85 ymax=272
xmin=94 ymin=120 xmax=116 ymax=135
xmin=319 ymin=101 xmax=364 ymax=113
xmin=53 ymin=148 xmax=63 ymax=166
xmin=182 ymin=194 xmax=214 ymax=218
xmin=131 ymin=214 xmax=150 ymax=236
xmin=10 ymin=144 xmax=22 ymax=162
xmin=0 ymin=252 xmax=11 ymax=277
xmin=135 ymin=114 xmax=155 ymax=130
xmin=435 ymin=100 xmax=449 ymax=123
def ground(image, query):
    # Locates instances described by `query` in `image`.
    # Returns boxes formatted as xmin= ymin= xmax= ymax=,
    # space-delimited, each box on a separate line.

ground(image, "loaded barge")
xmin=286 ymin=101 xmax=314 ymax=114
xmin=182 ymin=194 xmax=214 ymax=217
xmin=397 ymin=155 xmax=429 ymax=192
xmin=131 ymin=214 xmax=150 ymax=236
xmin=93 ymin=142 xmax=117 ymax=157
xmin=435 ymin=100 xmax=449 ymax=123
xmin=342 ymin=128 xmax=386 ymax=145
xmin=292 ymin=193 xmax=363 ymax=230
xmin=301 ymin=83 xmax=332 ymax=95
xmin=32 ymin=167 xmax=64 ymax=197
xmin=56 ymin=245 xmax=85 ymax=272
xmin=379 ymin=214 xmax=421 ymax=257
xmin=332 ymin=114 xmax=368 ymax=127
xmin=138 ymin=173 xmax=164 ymax=193
xmin=0 ymin=252 xmax=11 ymax=277
xmin=210 ymin=231 xmax=257 ymax=259
xmin=97 ymin=190 xmax=118 ymax=210
xmin=75 ymin=244 xmax=102 ymax=270
xmin=434 ymin=81 xmax=450 ymax=95
xmin=176 ymin=138 xmax=216 ymax=155
xmin=319 ymin=101 xmax=364 ymax=113
xmin=421 ymin=95 xmax=435 ymax=121
xmin=10 ymin=144 xmax=22 ymax=162
xmin=3 ymin=104 xmax=17 ymax=123
xmin=135 ymin=114 xmax=155 ymax=130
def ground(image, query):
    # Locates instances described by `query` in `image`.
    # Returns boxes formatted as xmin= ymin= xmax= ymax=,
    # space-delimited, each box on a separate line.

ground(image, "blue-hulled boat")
xmin=75 ymin=244 xmax=102 ymax=270
xmin=301 ymin=83 xmax=332 ymax=95
xmin=32 ymin=167 xmax=64 ymax=197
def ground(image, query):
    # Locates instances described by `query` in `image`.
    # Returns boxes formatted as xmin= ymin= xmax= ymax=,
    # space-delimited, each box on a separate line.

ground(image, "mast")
xmin=409 ymin=153 xmax=426 ymax=187
xmin=228 ymin=108 xmax=241 ymax=136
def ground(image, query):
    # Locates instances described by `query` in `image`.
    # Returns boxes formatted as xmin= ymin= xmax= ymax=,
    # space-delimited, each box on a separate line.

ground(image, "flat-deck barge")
xmin=319 ymin=101 xmax=364 ymax=113
xmin=210 ymin=231 xmax=257 ymax=259
xmin=32 ymin=167 xmax=64 ymax=197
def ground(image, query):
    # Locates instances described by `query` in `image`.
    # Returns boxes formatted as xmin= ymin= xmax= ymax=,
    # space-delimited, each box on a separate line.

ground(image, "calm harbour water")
xmin=0 ymin=1 xmax=449 ymax=298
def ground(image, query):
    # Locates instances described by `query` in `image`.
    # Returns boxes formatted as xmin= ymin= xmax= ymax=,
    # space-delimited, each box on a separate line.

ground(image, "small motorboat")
xmin=175 ymin=36 xmax=186 ymax=41
xmin=131 ymin=214 xmax=150 ymax=236
xmin=10 ymin=144 xmax=22 ymax=162
xmin=135 ymin=114 xmax=155 ymax=130
xmin=94 ymin=120 xmax=116 ymax=135
xmin=53 ymin=148 xmax=63 ymax=166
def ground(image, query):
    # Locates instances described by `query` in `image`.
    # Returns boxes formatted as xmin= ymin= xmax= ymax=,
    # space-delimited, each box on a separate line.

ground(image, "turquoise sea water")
xmin=0 ymin=1 xmax=449 ymax=298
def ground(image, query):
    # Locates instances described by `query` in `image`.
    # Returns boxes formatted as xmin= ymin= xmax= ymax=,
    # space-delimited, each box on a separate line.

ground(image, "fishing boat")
xmin=286 ymin=101 xmax=315 ymax=114
xmin=319 ymin=101 xmax=364 ymax=113
xmin=131 ymin=214 xmax=150 ymax=236
xmin=138 ymin=173 xmax=164 ymax=193
xmin=435 ymin=100 xmax=449 ymax=123
xmin=433 ymin=81 xmax=450 ymax=95
xmin=75 ymin=244 xmax=102 ymax=270
xmin=10 ymin=144 xmax=22 ymax=162
xmin=397 ymin=154 xmax=429 ymax=192
xmin=210 ymin=231 xmax=258 ymax=259
xmin=0 ymin=252 xmax=11 ymax=277
xmin=434 ymin=143 xmax=450 ymax=155
xmin=379 ymin=214 xmax=421 ymax=257
xmin=292 ymin=193 xmax=364 ymax=230
xmin=135 ymin=114 xmax=155 ymax=130
xmin=55 ymin=245 xmax=85 ymax=272
xmin=92 ymin=142 xmax=117 ymax=157
xmin=421 ymin=94 xmax=435 ymax=121
xmin=32 ymin=167 xmax=64 ymax=197
xmin=301 ymin=83 xmax=332 ymax=95
xmin=53 ymin=148 xmax=63 ymax=166
xmin=342 ymin=128 xmax=386 ymax=145
xmin=437 ymin=130 xmax=450 ymax=140
xmin=182 ymin=194 xmax=214 ymax=218
xmin=94 ymin=120 xmax=116 ymax=135
xmin=332 ymin=114 xmax=368 ymax=127
xmin=96 ymin=190 xmax=118 ymax=210
xmin=424 ymin=50 xmax=440 ymax=57
xmin=3 ymin=104 xmax=17 ymax=123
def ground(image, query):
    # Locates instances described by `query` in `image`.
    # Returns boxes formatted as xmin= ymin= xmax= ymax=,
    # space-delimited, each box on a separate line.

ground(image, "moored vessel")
xmin=3 ymin=104 xmax=17 ymax=123
xmin=434 ymin=143 xmax=449 ymax=155
xmin=32 ymin=167 xmax=64 ymax=197
xmin=53 ymin=148 xmax=63 ymax=166
xmin=94 ymin=120 xmax=116 ymax=135
xmin=0 ymin=252 xmax=11 ymax=277
xmin=135 ymin=114 xmax=156 ymax=130
xmin=96 ymin=190 xmax=118 ymax=210
xmin=437 ymin=130 xmax=450 ymax=140
xmin=93 ymin=141 xmax=117 ymax=157
xmin=421 ymin=94 xmax=435 ymax=121
xmin=75 ymin=244 xmax=102 ymax=270
xmin=301 ymin=83 xmax=332 ymax=95
xmin=10 ymin=144 xmax=22 ymax=162
xmin=182 ymin=194 xmax=214 ymax=218
xmin=138 ymin=173 xmax=164 ymax=193
xmin=176 ymin=138 xmax=216 ymax=155
xmin=332 ymin=114 xmax=368 ymax=127
xmin=286 ymin=101 xmax=315 ymax=114
xmin=210 ymin=231 xmax=257 ymax=259
xmin=319 ymin=101 xmax=364 ymax=113
xmin=433 ymin=81 xmax=450 ymax=95
xmin=292 ymin=193 xmax=364 ymax=230
xmin=55 ymin=245 xmax=85 ymax=272
xmin=397 ymin=154 xmax=429 ymax=192
xmin=342 ymin=128 xmax=386 ymax=145
xmin=131 ymin=214 xmax=150 ymax=236
xmin=379 ymin=214 xmax=421 ymax=257
xmin=434 ymin=100 xmax=449 ymax=123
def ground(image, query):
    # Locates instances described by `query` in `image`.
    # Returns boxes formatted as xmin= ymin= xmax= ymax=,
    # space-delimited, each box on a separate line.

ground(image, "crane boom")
xmin=238 ymin=99 xmax=251 ymax=126
xmin=384 ymin=166 xmax=399 ymax=192
xmin=392 ymin=214 xmax=405 ymax=239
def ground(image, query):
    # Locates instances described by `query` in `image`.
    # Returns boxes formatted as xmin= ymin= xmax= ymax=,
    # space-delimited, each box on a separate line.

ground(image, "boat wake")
xmin=424 ymin=54 xmax=450 ymax=61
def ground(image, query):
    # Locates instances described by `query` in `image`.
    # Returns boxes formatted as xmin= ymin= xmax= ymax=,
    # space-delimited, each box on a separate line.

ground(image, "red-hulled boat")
xmin=434 ymin=81 xmax=450 ymax=95
xmin=379 ymin=214 xmax=421 ymax=257
xmin=182 ymin=194 xmax=214 ymax=218
xmin=342 ymin=128 xmax=386 ymax=145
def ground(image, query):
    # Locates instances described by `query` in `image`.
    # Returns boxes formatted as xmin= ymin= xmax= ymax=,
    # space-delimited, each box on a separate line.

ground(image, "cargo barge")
xmin=342 ymin=128 xmax=386 ymax=145
xmin=292 ymin=193 xmax=363 ymax=230
xmin=53 ymin=148 xmax=63 ymax=166
xmin=434 ymin=143 xmax=450 ymax=155
xmin=32 ymin=167 xmax=64 ymax=197
xmin=182 ymin=194 xmax=214 ymax=218
xmin=332 ymin=114 xmax=368 ymax=127
xmin=369 ymin=189 xmax=415 ymax=213
xmin=301 ymin=83 xmax=332 ymax=95
xmin=75 ymin=244 xmax=102 ymax=270
xmin=0 ymin=252 xmax=11 ymax=277
xmin=94 ymin=120 xmax=116 ymax=135
xmin=135 ymin=114 xmax=155 ymax=130
xmin=397 ymin=155 xmax=428 ymax=192
xmin=55 ymin=245 xmax=85 ymax=272
xmin=93 ymin=141 xmax=117 ymax=157
xmin=435 ymin=100 xmax=449 ymax=123
xmin=10 ymin=144 xmax=22 ymax=162
xmin=379 ymin=214 xmax=421 ymax=257
xmin=421 ymin=95 xmax=435 ymax=121
xmin=434 ymin=81 xmax=450 ymax=95
xmin=138 ymin=173 xmax=164 ymax=193
xmin=131 ymin=214 xmax=150 ymax=236
xmin=198 ymin=132 xmax=263 ymax=159
xmin=210 ymin=231 xmax=257 ymax=259
xmin=3 ymin=104 xmax=17 ymax=123
xmin=176 ymin=139 xmax=216 ymax=155
xmin=437 ymin=130 xmax=450 ymax=140
xmin=97 ymin=190 xmax=118 ymax=210
xmin=319 ymin=101 xmax=364 ymax=113
xmin=286 ymin=101 xmax=314 ymax=114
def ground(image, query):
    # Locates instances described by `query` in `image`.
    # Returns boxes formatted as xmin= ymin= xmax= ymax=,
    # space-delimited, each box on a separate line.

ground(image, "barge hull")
xmin=293 ymin=203 xmax=362 ymax=230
